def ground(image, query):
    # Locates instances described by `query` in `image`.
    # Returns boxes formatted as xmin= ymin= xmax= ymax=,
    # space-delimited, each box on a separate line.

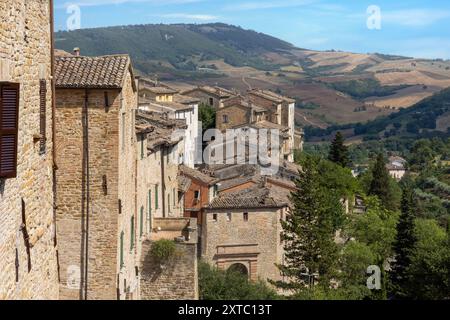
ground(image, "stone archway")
xmin=227 ymin=263 xmax=248 ymax=276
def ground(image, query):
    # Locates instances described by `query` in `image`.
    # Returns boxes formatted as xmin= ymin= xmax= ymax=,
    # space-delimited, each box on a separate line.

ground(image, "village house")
xmin=138 ymin=80 xmax=199 ymax=169
xmin=0 ymin=0 xmax=59 ymax=299
xmin=201 ymin=183 xmax=290 ymax=283
xmin=54 ymin=54 xmax=143 ymax=300
xmin=387 ymin=156 xmax=407 ymax=181
xmin=135 ymin=110 xmax=187 ymax=220
xmin=181 ymin=85 xmax=236 ymax=109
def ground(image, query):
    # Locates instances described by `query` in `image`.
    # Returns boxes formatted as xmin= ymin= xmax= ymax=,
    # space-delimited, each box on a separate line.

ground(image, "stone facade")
xmin=140 ymin=240 xmax=198 ymax=300
xmin=0 ymin=0 xmax=59 ymax=300
xmin=202 ymin=207 xmax=286 ymax=283
xmin=216 ymin=104 xmax=251 ymax=131
xmin=55 ymin=59 xmax=141 ymax=300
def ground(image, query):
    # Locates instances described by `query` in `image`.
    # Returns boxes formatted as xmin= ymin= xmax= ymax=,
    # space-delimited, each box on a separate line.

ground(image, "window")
xmin=39 ymin=80 xmax=46 ymax=154
xmin=121 ymin=112 xmax=126 ymax=151
xmin=104 ymin=91 xmax=110 ymax=109
xmin=213 ymin=184 xmax=219 ymax=197
xmin=209 ymin=97 xmax=214 ymax=106
xmin=155 ymin=185 xmax=159 ymax=209
xmin=0 ymin=83 xmax=20 ymax=178
xmin=213 ymin=213 xmax=218 ymax=222
xmin=222 ymin=114 xmax=229 ymax=124
xmin=130 ymin=216 xmax=135 ymax=250
xmin=168 ymin=194 xmax=171 ymax=213
xmin=243 ymin=212 xmax=249 ymax=221
xmin=120 ymin=231 xmax=124 ymax=268
xmin=173 ymin=188 xmax=176 ymax=207
xmin=140 ymin=206 xmax=144 ymax=237
xmin=226 ymin=213 xmax=232 ymax=222
xmin=140 ymin=135 xmax=144 ymax=159
xmin=194 ymin=190 xmax=200 ymax=200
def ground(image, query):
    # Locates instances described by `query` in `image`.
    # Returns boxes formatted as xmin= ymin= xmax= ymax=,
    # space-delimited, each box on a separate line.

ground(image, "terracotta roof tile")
xmin=55 ymin=55 xmax=131 ymax=89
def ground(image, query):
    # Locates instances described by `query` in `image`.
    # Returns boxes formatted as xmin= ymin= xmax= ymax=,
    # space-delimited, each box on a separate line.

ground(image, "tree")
xmin=369 ymin=153 xmax=400 ymax=211
xmin=198 ymin=261 xmax=279 ymax=300
xmin=389 ymin=183 xmax=417 ymax=299
xmin=198 ymin=103 xmax=216 ymax=132
xmin=328 ymin=132 xmax=350 ymax=167
xmin=406 ymin=219 xmax=450 ymax=299
xmin=271 ymin=156 xmax=342 ymax=293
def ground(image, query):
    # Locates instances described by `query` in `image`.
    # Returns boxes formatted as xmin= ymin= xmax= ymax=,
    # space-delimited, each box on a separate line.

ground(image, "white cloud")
xmin=223 ymin=0 xmax=317 ymax=11
xmin=57 ymin=0 xmax=203 ymax=9
xmin=382 ymin=9 xmax=450 ymax=27
xmin=158 ymin=13 xmax=219 ymax=21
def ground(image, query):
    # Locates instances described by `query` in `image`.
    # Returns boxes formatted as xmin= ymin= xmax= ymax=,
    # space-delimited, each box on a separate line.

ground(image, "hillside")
xmin=306 ymin=87 xmax=450 ymax=142
xmin=55 ymin=23 xmax=450 ymax=128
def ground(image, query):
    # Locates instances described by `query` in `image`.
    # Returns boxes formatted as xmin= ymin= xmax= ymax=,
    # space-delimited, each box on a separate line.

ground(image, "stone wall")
xmin=140 ymin=240 xmax=198 ymax=300
xmin=202 ymin=208 xmax=284 ymax=284
xmin=55 ymin=88 xmax=122 ymax=300
xmin=0 ymin=0 xmax=59 ymax=300
xmin=216 ymin=105 xmax=251 ymax=131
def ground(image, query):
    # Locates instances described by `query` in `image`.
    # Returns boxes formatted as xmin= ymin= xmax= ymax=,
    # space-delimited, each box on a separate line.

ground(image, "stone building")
xmin=202 ymin=184 xmax=290 ymax=283
xmin=135 ymin=110 xmax=187 ymax=221
xmin=0 ymin=0 xmax=59 ymax=299
xmin=181 ymin=85 xmax=236 ymax=109
xmin=54 ymin=54 xmax=142 ymax=300
xmin=139 ymin=81 xmax=199 ymax=169
xmin=247 ymin=89 xmax=296 ymax=162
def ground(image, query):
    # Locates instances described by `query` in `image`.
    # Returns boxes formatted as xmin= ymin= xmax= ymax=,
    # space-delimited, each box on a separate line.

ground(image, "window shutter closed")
xmin=39 ymin=80 xmax=46 ymax=154
xmin=0 ymin=83 xmax=20 ymax=178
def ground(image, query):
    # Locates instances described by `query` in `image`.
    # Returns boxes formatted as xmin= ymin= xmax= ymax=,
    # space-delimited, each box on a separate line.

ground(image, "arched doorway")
xmin=227 ymin=263 xmax=248 ymax=277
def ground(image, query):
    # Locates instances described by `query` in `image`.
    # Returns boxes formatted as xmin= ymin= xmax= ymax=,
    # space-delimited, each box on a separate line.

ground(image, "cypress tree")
xmin=328 ymin=131 xmax=350 ymax=167
xmin=271 ymin=156 xmax=342 ymax=292
xmin=390 ymin=183 xmax=417 ymax=299
xmin=369 ymin=153 xmax=397 ymax=210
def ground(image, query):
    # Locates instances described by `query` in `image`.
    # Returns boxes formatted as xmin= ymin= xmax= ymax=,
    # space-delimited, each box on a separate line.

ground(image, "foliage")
xmin=271 ymin=156 xmax=342 ymax=293
xmin=402 ymin=219 xmax=450 ymax=299
xmin=198 ymin=103 xmax=216 ymax=132
xmin=389 ymin=184 xmax=418 ymax=299
xmin=151 ymin=239 xmax=177 ymax=262
xmin=198 ymin=261 xmax=279 ymax=300
xmin=368 ymin=154 xmax=402 ymax=211
xmin=327 ymin=78 xmax=410 ymax=100
xmin=328 ymin=132 xmax=350 ymax=167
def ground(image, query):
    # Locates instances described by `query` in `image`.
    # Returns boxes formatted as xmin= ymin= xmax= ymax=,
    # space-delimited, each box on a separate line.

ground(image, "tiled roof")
xmin=142 ymin=86 xmax=178 ymax=94
xmin=208 ymin=185 xmax=288 ymax=209
xmin=178 ymin=175 xmax=192 ymax=193
xmin=55 ymin=55 xmax=131 ymax=89
xmin=174 ymin=94 xmax=200 ymax=105
xmin=180 ymin=165 xmax=218 ymax=185
xmin=248 ymin=89 xmax=296 ymax=104
xmin=182 ymin=85 xmax=236 ymax=98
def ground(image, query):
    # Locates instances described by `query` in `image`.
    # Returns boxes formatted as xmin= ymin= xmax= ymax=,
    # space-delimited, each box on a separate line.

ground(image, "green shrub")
xmin=151 ymin=239 xmax=177 ymax=262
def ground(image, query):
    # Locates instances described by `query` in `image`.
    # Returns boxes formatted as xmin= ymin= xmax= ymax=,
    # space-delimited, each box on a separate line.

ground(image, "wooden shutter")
xmin=39 ymin=80 xmax=46 ymax=154
xmin=0 ymin=83 xmax=20 ymax=178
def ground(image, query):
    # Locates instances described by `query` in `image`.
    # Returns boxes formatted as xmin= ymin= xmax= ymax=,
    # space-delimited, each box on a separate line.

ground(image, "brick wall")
xmin=0 ymin=0 xmax=59 ymax=300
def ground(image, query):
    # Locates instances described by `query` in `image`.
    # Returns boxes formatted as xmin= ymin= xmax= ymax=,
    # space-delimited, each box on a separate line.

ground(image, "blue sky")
xmin=54 ymin=0 xmax=450 ymax=59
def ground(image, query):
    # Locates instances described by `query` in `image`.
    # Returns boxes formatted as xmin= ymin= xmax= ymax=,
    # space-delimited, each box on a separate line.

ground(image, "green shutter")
xmin=140 ymin=137 xmax=144 ymax=159
xmin=155 ymin=185 xmax=159 ymax=209
xmin=130 ymin=216 xmax=135 ymax=251
xmin=140 ymin=206 xmax=144 ymax=237
xmin=120 ymin=231 xmax=124 ymax=268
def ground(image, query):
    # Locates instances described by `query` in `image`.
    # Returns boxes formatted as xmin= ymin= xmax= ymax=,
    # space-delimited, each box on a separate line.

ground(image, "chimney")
xmin=73 ymin=47 xmax=80 ymax=56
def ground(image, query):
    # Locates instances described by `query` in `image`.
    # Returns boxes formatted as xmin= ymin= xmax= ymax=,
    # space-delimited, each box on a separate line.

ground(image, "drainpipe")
xmin=82 ymin=89 xmax=90 ymax=300
xmin=49 ymin=0 xmax=60 ymax=283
